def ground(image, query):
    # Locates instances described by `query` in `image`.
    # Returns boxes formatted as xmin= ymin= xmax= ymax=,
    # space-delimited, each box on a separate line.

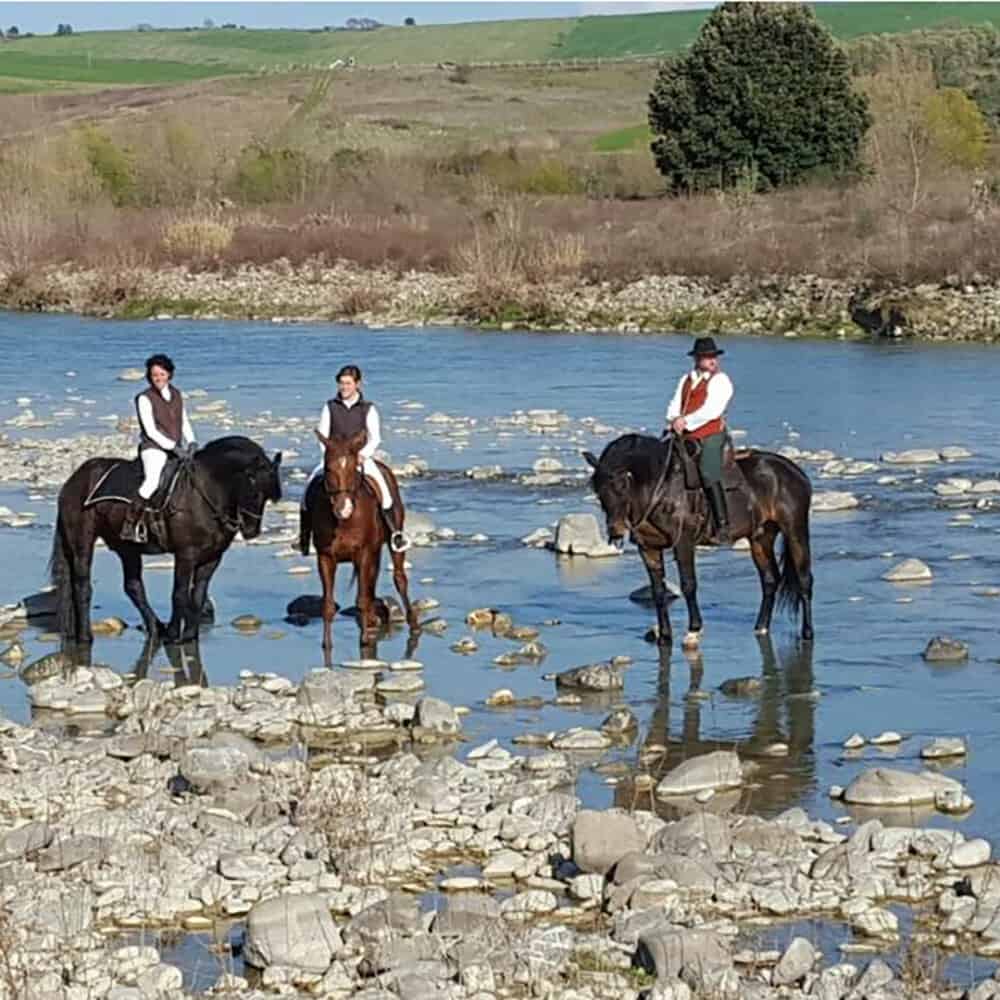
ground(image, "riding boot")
xmin=705 ymin=482 xmax=731 ymax=545
xmin=298 ymin=509 xmax=311 ymax=557
xmin=121 ymin=496 xmax=148 ymax=544
xmin=380 ymin=503 xmax=411 ymax=553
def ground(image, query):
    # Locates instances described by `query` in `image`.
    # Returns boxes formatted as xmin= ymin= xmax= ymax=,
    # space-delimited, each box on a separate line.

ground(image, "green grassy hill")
xmin=3 ymin=3 xmax=1000 ymax=90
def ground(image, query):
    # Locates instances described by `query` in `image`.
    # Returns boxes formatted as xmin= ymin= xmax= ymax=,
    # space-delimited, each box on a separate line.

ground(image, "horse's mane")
xmin=597 ymin=433 xmax=671 ymax=490
xmin=197 ymin=435 xmax=267 ymax=468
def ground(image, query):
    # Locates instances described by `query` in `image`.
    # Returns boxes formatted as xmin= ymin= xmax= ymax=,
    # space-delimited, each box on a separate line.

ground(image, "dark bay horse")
xmin=306 ymin=430 xmax=418 ymax=654
xmin=584 ymin=433 xmax=814 ymax=646
xmin=50 ymin=436 xmax=282 ymax=646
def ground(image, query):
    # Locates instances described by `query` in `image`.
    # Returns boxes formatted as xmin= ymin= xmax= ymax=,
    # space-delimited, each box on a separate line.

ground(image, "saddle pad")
xmin=84 ymin=456 xmax=184 ymax=509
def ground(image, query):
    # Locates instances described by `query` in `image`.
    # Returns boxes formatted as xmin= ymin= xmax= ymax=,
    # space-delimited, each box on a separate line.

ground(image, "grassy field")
xmin=3 ymin=3 xmax=1000 ymax=91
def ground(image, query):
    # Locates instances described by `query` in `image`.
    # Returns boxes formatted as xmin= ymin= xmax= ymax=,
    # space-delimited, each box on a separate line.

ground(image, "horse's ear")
xmin=349 ymin=430 xmax=368 ymax=453
xmin=272 ymin=451 xmax=283 ymax=468
xmin=314 ymin=429 xmax=329 ymax=448
xmin=582 ymin=451 xmax=598 ymax=469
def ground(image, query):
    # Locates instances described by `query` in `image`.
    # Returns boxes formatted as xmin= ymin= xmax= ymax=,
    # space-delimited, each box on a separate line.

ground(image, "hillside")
xmin=2 ymin=2 xmax=1000 ymax=90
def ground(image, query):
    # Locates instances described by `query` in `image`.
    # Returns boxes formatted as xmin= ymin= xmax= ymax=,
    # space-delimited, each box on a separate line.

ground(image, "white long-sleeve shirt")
xmin=666 ymin=370 xmax=733 ymax=433
xmin=316 ymin=395 xmax=381 ymax=461
xmin=136 ymin=386 xmax=195 ymax=451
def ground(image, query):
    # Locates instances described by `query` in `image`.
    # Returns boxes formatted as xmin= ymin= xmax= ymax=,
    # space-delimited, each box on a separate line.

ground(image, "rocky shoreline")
xmin=5 ymin=261 xmax=1000 ymax=342
xmin=0 ymin=643 xmax=997 ymax=1000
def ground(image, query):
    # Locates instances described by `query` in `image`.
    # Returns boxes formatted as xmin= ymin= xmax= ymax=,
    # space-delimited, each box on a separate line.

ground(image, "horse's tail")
xmin=775 ymin=532 xmax=808 ymax=623
xmin=48 ymin=506 xmax=75 ymax=638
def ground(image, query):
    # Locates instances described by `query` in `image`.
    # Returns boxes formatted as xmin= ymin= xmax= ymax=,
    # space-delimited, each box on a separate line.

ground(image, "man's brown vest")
xmin=136 ymin=386 xmax=184 ymax=451
xmin=680 ymin=373 xmax=725 ymax=441
xmin=326 ymin=395 xmax=371 ymax=440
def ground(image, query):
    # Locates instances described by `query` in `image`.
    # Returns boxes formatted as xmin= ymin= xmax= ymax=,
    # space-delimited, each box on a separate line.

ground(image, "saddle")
xmin=84 ymin=453 xmax=186 ymax=511
xmin=678 ymin=437 xmax=749 ymax=494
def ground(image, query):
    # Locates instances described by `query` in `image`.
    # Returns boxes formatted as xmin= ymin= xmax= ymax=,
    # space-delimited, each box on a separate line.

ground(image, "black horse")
xmin=584 ymin=433 xmax=813 ymax=646
xmin=49 ymin=436 xmax=282 ymax=646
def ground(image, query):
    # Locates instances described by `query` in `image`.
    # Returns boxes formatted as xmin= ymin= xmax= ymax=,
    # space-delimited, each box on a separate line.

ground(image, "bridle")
xmin=606 ymin=435 xmax=675 ymax=536
xmin=187 ymin=461 xmax=267 ymax=536
xmin=323 ymin=460 xmax=364 ymax=514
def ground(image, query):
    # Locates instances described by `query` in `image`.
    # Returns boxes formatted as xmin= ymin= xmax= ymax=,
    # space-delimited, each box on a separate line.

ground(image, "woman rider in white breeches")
xmin=121 ymin=353 xmax=196 ymax=542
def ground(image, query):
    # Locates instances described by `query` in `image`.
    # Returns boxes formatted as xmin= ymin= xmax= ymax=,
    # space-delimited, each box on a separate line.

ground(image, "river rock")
xmin=555 ymin=663 xmax=623 ymax=691
xmin=921 ymin=736 xmax=967 ymax=759
xmin=231 ymin=614 xmax=262 ymax=631
xmin=656 ymin=751 xmax=743 ymax=797
xmin=432 ymin=893 xmax=501 ymax=936
xmin=601 ymin=707 xmax=638 ymax=734
xmin=244 ymin=893 xmax=342 ymax=972
xmin=295 ymin=670 xmax=369 ymax=725
xmin=842 ymin=767 xmax=964 ymax=806
xmin=772 ymin=937 xmax=816 ymax=987
xmin=554 ymin=514 xmax=619 ymax=558
xmin=414 ymin=697 xmax=461 ymax=736
xmin=551 ymin=728 xmax=611 ymax=751
xmin=923 ymin=636 xmax=968 ymax=662
xmin=572 ymin=810 xmax=647 ymax=875
xmin=719 ymin=676 xmax=762 ymax=697
xmin=179 ymin=744 xmax=250 ymax=793
xmin=117 ymin=368 xmax=145 ymax=382
xmin=635 ymin=927 xmax=731 ymax=983
xmin=286 ymin=595 xmax=324 ymax=620
xmin=882 ymin=558 xmax=932 ymax=582
xmin=811 ymin=491 xmax=860 ymax=512
xmin=882 ymin=448 xmax=941 ymax=464
xmin=941 ymin=446 xmax=973 ymax=460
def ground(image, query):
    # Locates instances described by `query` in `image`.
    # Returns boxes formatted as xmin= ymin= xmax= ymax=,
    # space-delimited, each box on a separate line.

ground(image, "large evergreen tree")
xmin=648 ymin=2 xmax=871 ymax=193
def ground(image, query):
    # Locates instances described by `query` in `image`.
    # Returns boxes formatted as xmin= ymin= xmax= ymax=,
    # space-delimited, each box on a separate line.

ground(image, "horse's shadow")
xmin=619 ymin=635 xmax=818 ymax=819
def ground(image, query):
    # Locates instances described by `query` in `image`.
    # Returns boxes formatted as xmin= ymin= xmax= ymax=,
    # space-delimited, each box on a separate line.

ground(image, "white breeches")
xmin=139 ymin=448 xmax=167 ymax=500
xmin=304 ymin=458 xmax=393 ymax=509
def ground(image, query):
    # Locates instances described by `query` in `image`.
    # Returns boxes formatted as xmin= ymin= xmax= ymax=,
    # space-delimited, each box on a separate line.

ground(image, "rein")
xmin=185 ymin=461 xmax=262 ymax=535
xmin=629 ymin=435 xmax=674 ymax=533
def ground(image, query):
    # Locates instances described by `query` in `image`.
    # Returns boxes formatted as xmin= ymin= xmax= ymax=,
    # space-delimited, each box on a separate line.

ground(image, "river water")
xmin=2 ymin=312 xmax=999 ymax=983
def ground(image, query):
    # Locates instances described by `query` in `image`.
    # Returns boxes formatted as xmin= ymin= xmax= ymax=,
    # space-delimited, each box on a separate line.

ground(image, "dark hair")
xmin=336 ymin=365 xmax=362 ymax=382
xmin=145 ymin=353 xmax=175 ymax=382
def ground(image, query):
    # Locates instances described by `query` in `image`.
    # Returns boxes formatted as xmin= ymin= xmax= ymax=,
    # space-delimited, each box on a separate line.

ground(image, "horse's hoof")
xmin=682 ymin=630 xmax=701 ymax=649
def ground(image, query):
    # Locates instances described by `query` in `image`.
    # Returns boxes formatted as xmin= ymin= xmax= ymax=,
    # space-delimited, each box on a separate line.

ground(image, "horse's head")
xmin=315 ymin=429 xmax=366 ymax=520
xmin=583 ymin=449 xmax=633 ymax=547
xmin=235 ymin=450 xmax=283 ymax=539
xmin=584 ymin=434 xmax=679 ymax=547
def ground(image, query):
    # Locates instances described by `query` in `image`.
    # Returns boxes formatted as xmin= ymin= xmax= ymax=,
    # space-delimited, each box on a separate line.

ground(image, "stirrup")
xmin=390 ymin=531 xmax=411 ymax=554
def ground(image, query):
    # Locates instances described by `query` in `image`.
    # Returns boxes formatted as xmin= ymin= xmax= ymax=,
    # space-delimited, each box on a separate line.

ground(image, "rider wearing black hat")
xmin=665 ymin=337 xmax=734 ymax=543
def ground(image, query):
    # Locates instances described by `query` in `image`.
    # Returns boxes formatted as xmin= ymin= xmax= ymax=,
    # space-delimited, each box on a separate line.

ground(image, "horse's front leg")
xmin=389 ymin=546 xmax=419 ymax=632
xmin=164 ymin=555 xmax=196 ymax=644
xmin=673 ymin=537 xmax=703 ymax=648
xmin=356 ymin=548 xmax=380 ymax=640
xmin=318 ymin=552 xmax=337 ymax=656
xmin=639 ymin=545 xmax=672 ymax=647
xmin=187 ymin=556 xmax=222 ymax=643
xmin=117 ymin=545 xmax=163 ymax=638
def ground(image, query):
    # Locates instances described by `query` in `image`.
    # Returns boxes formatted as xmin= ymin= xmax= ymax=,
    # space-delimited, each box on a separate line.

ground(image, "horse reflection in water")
xmin=616 ymin=636 xmax=817 ymax=820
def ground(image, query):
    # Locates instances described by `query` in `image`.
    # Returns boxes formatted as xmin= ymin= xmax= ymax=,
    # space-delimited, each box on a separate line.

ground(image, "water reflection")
xmin=619 ymin=636 xmax=818 ymax=819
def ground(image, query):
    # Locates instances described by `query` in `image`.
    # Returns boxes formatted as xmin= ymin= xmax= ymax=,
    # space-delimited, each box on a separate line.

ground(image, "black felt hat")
xmin=687 ymin=336 xmax=724 ymax=357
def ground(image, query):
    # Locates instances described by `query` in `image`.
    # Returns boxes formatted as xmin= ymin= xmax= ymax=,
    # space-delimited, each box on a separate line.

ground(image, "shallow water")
xmin=3 ymin=312 xmax=1000 ymax=982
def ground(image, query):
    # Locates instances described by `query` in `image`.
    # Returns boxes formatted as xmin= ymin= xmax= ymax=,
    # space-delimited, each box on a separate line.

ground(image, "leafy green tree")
xmin=924 ymin=87 xmax=989 ymax=170
xmin=648 ymin=2 xmax=871 ymax=193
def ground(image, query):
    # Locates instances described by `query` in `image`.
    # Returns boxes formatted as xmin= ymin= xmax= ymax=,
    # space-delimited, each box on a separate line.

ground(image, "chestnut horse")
xmin=306 ymin=430 xmax=418 ymax=652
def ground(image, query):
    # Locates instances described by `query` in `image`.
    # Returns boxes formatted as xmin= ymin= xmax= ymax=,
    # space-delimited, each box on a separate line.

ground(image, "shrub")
xmin=161 ymin=212 xmax=234 ymax=260
xmin=231 ymin=143 xmax=311 ymax=204
xmin=649 ymin=2 xmax=871 ymax=193
xmin=77 ymin=126 xmax=136 ymax=207
xmin=924 ymin=87 xmax=990 ymax=170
